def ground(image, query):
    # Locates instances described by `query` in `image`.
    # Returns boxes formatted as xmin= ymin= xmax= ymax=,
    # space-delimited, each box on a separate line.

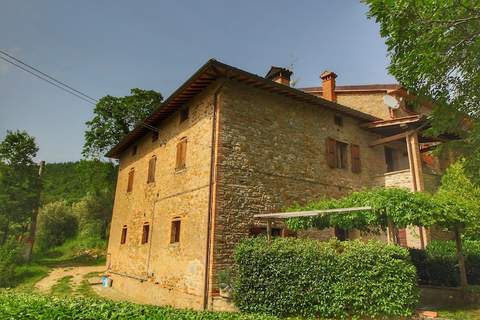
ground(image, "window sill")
xmin=174 ymin=168 xmax=187 ymax=174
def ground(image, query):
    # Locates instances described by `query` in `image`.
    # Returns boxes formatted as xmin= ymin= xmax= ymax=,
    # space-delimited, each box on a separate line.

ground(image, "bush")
xmin=36 ymin=201 xmax=77 ymax=251
xmin=233 ymin=238 xmax=418 ymax=319
xmin=0 ymin=291 xmax=277 ymax=320
xmin=0 ymin=241 xmax=21 ymax=288
xmin=410 ymin=240 xmax=480 ymax=286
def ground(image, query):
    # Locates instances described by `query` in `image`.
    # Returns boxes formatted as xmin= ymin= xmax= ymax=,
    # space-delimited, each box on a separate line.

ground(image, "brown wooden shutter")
xmin=127 ymin=169 xmax=134 ymax=192
xmin=351 ymin=144 xmax=361 ymax=173
xmin=147 ymin=156 xmax=156 ymax=183
xmin=176 ymin=138 xmax=187 ymax=170
xmin=325 ymin=138 xmax=336 ymax=168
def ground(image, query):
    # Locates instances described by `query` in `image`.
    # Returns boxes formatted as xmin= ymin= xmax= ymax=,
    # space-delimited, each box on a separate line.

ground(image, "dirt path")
xmin=35 ymin=265 xmax=105 ymax=293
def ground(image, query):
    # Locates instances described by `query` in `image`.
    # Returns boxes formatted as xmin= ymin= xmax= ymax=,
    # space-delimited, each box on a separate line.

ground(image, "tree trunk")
xmin=454 ymin=227 xmax=468 ymax=290
xmin=23 ymin=161 xmax=44 ymax=262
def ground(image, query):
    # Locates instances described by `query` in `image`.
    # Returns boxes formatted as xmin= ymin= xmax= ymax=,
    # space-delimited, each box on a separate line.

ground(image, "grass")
xmin=12 ymin=263 xmax=50 ymax=292
xmin=75 ymin=271 xmax=100 ymax=298
xmin=50 ymin=275 xmax=73 ymax=296
xmin=437 ymin=307 xmax=480 ymax=320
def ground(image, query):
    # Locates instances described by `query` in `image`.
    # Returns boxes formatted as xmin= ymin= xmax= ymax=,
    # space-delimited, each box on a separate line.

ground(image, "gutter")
xmin=203 ymin=79 xmax=225 ymax=310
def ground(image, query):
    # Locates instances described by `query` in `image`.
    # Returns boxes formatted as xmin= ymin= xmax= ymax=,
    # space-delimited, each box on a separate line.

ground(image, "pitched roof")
xmin=301 ymin=84 xmax=402 ymax=93
xmin=106 ymin=59 xmax=379 ymax=159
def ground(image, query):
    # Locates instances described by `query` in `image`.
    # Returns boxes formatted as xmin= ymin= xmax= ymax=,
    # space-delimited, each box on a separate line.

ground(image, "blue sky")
xmin=0 ymin=1 xmax=395 ymax=163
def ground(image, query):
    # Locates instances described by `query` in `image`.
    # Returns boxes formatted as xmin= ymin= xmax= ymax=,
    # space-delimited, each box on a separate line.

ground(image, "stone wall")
xmin=107 ymin=82 xmax=220 ymax=309
xmin=210 ymin=80 xmax=387 ymax=296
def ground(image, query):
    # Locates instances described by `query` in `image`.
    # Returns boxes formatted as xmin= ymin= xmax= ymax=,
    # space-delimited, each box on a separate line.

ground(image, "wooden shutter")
xmin=176 ymin=138 xmax=187 ymax=169
xmin=351 ymin=144 xmax=361 ymax=173
xmin=325 ymin=138 xmax=336 ymax=168
xmin=171 ymin=220 xmax=181 ymax=243
xmin=141 ymin=224 xmax=150 ymax=244
xmin=147 ymin=156 xmax=156 ymax=183
xmin=127 ymin=169 xmax=134 ymax=192
xmin=120 ymin=226 xmax=127 ymax=244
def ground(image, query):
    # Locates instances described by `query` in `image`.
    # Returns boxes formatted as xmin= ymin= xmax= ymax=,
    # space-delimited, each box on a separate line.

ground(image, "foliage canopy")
xmin=83 ymin=88 xmax=163 ymax=158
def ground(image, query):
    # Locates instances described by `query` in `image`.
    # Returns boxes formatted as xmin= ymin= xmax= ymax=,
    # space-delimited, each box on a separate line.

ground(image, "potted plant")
xmin=217 ymin=268 xmax=233 ymax=299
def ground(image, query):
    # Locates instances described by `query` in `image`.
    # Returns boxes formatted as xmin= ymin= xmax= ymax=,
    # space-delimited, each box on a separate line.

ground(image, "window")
xmin=141 ymin=223 xmax=150 ymax=244
xmin=170 ymin=219 xmax=181 ymax=243
xmin=325 ymin=138 xmax=347 ymax=169
xmin=127 ymin=168 xmax=135 ymax=192
xmin=175 ymin=138 xmax=187 ymax=170
xmin=334 ymin=115 xmax=343 ymax=126
xmin=179 ymin=107 xmax=189 ymax=123
xmin=350 ymin=144 xmax=361 ymax=173
xmin=384 ymin=147 xmax=395 ymax=172
xmin=152 ymin=131 xmax=159 ymax=142
xmin=120 ymin=225 xmax=127 ymax=244
xmin=132 ymin=145 xmax=138 ymax=156
xmin=335 ymin=142 xmax=348 ymax=169
xmin=147 ymin=156 xmax=156 ymax=183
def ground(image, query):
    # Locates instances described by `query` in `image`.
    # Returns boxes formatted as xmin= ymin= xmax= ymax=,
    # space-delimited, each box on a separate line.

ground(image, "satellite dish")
xmin=383 ymin=95 xmax=400 ymax=109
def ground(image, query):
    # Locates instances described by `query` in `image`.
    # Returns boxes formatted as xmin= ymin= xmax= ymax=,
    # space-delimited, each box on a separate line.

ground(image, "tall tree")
xmin=83 ymin=88 xmax=163 ymax=158
xmin=363 ymin=0 xmax=480 ymax=179
xmin=0 ymin=131 xmax=41 ymax=256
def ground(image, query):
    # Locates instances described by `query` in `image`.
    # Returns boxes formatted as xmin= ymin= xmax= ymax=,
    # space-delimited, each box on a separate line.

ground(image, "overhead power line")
xmin=0 ymin=55 xmax=97 ymax=105
xmin=0 ymin=50 xmax=98 ymax=104
xmin=0 ymin=51 xmax=161 ymax=133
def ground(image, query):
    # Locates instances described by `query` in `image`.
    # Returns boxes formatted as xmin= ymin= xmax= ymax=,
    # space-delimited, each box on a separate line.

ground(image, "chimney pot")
xmin=320 ymin=70 xmax=337 ymax=102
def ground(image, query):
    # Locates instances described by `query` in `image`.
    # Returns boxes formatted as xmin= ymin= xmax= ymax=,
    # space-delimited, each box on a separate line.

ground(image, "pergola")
xmin=254 ymin=206 xmax=372 ymax=241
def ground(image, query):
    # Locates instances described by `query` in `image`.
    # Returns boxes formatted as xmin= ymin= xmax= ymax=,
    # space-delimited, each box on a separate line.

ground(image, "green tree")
xmin=363 ymin=0 xmax=480 ymax=179
xmin=83 ymin=88 xmax=163 ymax=158
xmin=0 ymin=131 xmax=41 ymax=260
xmin=36 ymin=201 xmax=77 ymax=251
xmin=433 ymin=160 xmax=480 ymax=288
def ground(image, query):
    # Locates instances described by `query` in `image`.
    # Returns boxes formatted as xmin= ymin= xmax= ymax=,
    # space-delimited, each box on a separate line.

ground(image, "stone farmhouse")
xmin=105 ymin=59 xmax=451 ymax=310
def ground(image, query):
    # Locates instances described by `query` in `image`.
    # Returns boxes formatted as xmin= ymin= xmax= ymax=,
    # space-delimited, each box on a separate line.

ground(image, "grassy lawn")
xmin=437 ymin=307 xmax=480 ymax=320
xmin=50 ymin=275 xmax=73 ymax=296
xmin=75 ymin=271 xmax=100 ymax=298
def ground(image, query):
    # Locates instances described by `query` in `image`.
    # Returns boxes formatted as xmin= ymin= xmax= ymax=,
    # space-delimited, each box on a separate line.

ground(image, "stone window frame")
xmin=120 ymin=225 xmax=128 ymax=244
xmin=141 ymin=222 xmax=150 ymax=244
xmin=127 ymin=168 xmax=135 ymax=193
xmin=170 ymin=218 xmax=181 ymax=244
xmin=175 ymin=137 xmax=188 ymax=171
xmin=147 ymin=156 xmax=157 ymax=184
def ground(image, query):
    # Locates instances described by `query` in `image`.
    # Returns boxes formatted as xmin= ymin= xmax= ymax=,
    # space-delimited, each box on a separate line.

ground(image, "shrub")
xmin=0 ymin=291 xmax=277 ymax=320
xmin=0 ymin=240 xmax=21 ymax=287
xmin=410 ymin=240 xmax=480 ymax=286
xmin=36 ymin=201 xmax=77 ymax=251
xmin=233 ymin=238 xmax=418 ymax=319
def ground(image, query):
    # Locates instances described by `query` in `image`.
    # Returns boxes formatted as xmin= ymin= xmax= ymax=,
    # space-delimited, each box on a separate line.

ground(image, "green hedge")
xmin=409 ymin=240 xmax=480 ymax=287
xmin=0 ymin=291 xmax=277 ymax=320
xmin=233 ymin=238 xmax=418 ymax=319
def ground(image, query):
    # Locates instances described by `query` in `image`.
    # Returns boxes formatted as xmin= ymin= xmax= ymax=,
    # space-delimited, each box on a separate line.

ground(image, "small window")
xmin=175 ymin=138 xmax=187 ymax=170
xmin=141 ymin=223 xmax=150 ymax=244
xmin=132 ymin=145 xmax=138 ymax=156
xmin=152 ymin=131 xmax=159 ymax=142
xmin=120 ymin=225 xmax=127 ymax=244
xmin=170 ymin=219 xmax=181 ymax=243
xmin=127 ymin=168 xmax=135 ymax=192
xmin=179 ymin=107 xmax=189 ymax=123
xmin=334 ymin=115 xmax=343 ymax=126
xmin=335 ymin=141 xmax=348 ymax=169
xmin=147 ymin=156 xmax=156 ymax=183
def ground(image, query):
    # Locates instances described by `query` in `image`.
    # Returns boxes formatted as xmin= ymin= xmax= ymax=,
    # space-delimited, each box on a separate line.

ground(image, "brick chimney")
xmin=320 ymin=71 xmax=337 ymax=102
xmin=265 ymin=66 xmax=293 ymax=86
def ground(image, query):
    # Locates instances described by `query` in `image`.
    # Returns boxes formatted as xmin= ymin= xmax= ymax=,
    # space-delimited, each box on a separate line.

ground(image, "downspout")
xmin=203 ymin=79 xmax=225 ymax=310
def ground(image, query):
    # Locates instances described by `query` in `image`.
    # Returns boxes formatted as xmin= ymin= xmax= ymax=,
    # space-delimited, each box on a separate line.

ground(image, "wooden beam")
xmin=254 ymin=206 xmax=372 ymax=219
xmin=369 ymin=130 xmax=415 ymax=147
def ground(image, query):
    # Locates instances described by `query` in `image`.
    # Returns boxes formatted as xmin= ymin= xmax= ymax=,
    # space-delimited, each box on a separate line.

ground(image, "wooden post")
xmin=454 ymin=226 xmax=468 ymax=290
xmin=266 ymin=219 xmax=272 ymax=243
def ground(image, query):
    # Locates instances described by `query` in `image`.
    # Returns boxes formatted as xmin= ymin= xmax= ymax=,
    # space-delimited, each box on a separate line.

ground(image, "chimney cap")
xmin=320 ymin=70 xmax=337 ymax=80
xmin=265 ymin=66 xmax=293 ymax=81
